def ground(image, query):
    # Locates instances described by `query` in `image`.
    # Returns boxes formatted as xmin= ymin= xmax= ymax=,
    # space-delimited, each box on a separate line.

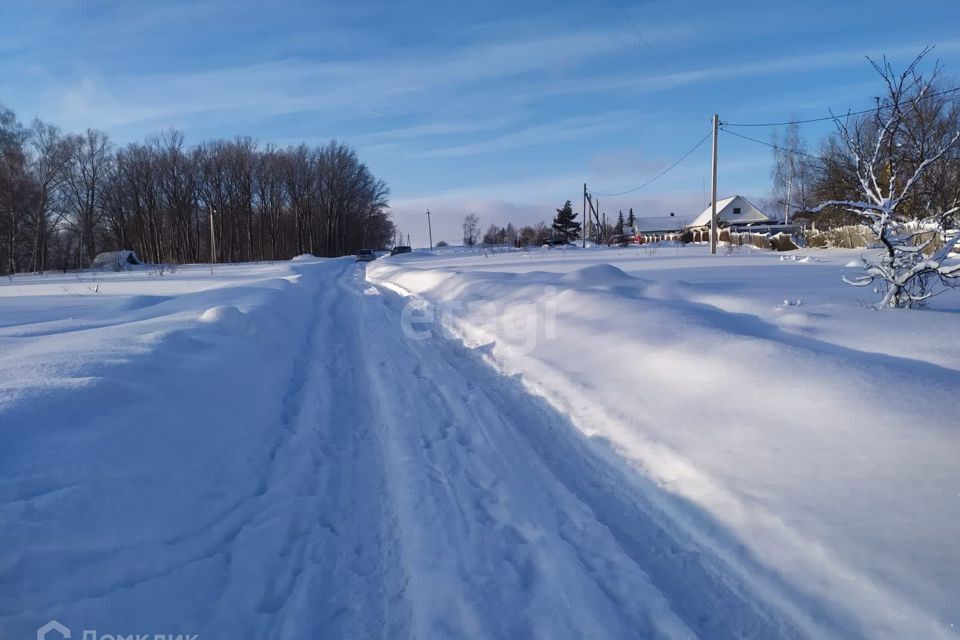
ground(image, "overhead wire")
xmin=587 ymin=130 xmax=713 ymax=196
xmin=722 ymin=124 xmax=960 ymax=166
xmin=590 ymin=9 xmax=958 ymax=181
xmin=584 ymin=56 xmax=960 ymax=194
xmin=722 ymin=85 xmax=960 ymax=128
xmin=719 ymin=127 xmax=826 ymax=162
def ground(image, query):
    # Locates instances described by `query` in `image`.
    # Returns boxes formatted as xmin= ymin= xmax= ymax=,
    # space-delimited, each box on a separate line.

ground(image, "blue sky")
xmin=3 ymin=0 xmax=960 ymax=245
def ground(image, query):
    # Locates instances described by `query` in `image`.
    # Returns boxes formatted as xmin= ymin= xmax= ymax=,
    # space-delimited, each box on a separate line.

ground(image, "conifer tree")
xmin=551 ymin=200 xmax=581 ymax=241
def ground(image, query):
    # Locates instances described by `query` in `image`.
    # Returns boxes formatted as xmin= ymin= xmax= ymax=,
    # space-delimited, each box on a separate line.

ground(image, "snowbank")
xmin=369 ymin=245 xmax=960 ymax=638
xmin=0 ymin=259 xmax=346 ymax=636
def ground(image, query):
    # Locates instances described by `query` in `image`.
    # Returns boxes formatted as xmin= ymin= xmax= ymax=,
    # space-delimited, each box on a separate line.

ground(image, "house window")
xmin=733 ymin=207 xmax=742 ymax=214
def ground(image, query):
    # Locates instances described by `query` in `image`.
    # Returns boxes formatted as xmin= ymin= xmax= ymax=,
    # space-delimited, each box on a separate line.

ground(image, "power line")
xmin=722 ymin=85 xmax=960 ymax=128
xmin=719 ymin=127 xmax=825 ymax=162
xmin=587 ymin=130 xmax=713 ymax=197
xmin=725 ymin=110 xmax=871 ymax=128
xmin=722 ymin=122 xmax=960 ymax=167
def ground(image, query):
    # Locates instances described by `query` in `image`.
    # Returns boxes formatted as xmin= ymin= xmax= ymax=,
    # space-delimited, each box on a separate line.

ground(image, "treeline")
xmin=465 ymin=201 xmax=585 ymax=247
xmin=0 ymin=105 xmax=393 ymax=274
xmin=473 ymin=220 xmax=551 ymax=247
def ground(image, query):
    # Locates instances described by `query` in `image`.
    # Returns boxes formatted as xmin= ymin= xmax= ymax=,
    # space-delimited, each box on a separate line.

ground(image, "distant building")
xmin=622 ymin=196 xmax=780 ymax=245
xmin=631 ymin=213 xmax=687 ymax=243
xmin=686 ymin=195 xmax=771 ymax=230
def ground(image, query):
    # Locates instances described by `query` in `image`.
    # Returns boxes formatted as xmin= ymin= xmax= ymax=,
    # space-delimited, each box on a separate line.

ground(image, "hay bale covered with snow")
xmin=770 ymin=233 xmax=799 ymax=252
xmin=91 ymin=250 xmax=142 ymax=270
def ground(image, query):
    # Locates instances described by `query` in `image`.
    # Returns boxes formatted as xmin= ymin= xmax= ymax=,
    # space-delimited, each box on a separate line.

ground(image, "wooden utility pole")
xmin=426 ymin=209 xmax=433 ymax=251
xmin=209 ymin=205 xmax=217 ymax=264
xmin=582 ymin=184 xmax=587 ymax=248
xmin=710 ymin=113 xmax=719 ymax=255
xmin=785 ymin=175 xmax=792 ymax=225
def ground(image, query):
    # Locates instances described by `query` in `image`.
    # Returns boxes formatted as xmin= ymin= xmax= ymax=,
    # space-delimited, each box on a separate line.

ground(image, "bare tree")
xmin=504 ymin=222 xmax=517 ymax=247
xmin=153 ymin=130 xmax=199 ymax=263
xmin=255 ymin=146 xmax=286 ymax=260
xmin=770 ymin=122 xmax=816 ymax=221
xmin=482 ymin=223 xmax=501 ymax=245
xmin=462 ymin=213 xmax=479 ymax=246
xmin=281 ymin=144 xmax=317 ymax=255
xmin=27 ymin=120 xmax=73 ymax=272
xmin=64 ymin=129 xmax=113 ymax=267
xmin=0 ymin=106 xmax=31 ymax=274
xmin=811 ymin=49 xmax=960 ymax=308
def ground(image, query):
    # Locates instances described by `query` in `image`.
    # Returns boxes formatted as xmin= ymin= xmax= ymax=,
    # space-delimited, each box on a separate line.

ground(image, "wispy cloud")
xmin=508 ymin=39 xmax=960 ymax=101
xmin=354 ymin=117 xmax=517 ymax=144
xmin=411 ymin=112 xmax=641 ymax=158
xmin=44 ymin=28 xmax=639 ymax=138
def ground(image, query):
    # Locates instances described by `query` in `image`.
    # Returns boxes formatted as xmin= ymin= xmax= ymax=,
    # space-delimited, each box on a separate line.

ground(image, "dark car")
xmin=355 ymin=249 xmax=376 ymax=262
xmin=389 ymin=245 xmax=412 ymax=256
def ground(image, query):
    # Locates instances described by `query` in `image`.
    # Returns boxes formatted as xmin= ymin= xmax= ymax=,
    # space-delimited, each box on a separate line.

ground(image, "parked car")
xmin=355 ymin=249 xmax=376 ymax=262
xmin=389 ymin=245 xmax=412 ymax=256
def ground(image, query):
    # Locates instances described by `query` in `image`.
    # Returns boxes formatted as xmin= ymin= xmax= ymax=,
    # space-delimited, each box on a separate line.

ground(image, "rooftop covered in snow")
xmin=687 ymin=195 xmax=771 ymax=229
xmin=632 ymin=214 xmax=688 ymax=233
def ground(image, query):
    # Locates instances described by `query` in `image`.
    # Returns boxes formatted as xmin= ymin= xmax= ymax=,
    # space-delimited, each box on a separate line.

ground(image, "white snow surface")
xmin=369 ymin=245 xmax=960 ymax=639
xmin=1 ymin=247 xmax=958 ymax=639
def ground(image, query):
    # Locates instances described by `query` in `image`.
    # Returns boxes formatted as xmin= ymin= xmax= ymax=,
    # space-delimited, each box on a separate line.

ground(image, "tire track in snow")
xmin=205 ymin=260 xmax=409 ymax=638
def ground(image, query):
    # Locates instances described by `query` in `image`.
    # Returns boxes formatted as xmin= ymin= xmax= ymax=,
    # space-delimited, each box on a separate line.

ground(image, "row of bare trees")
xmin=0 ymin=107 xmax=394 ymax=274
xmin=465 ymin=216 xmax=556 ymax=247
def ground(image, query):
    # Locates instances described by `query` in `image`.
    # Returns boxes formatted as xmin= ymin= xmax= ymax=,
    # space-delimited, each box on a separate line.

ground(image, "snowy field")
xmin=2 ymin=246 xmax=958 ymax=639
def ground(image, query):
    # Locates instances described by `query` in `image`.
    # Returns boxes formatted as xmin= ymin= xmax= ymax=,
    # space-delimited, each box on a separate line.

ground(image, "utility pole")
xmin=587 ymin=193 xmax=593 ymax=243
xmin=785 ymin=174 xmax=792 ymax=225
xmin=406 ymin=233 xmax=410 ymax=247
xmin=209 ymin=205 xmax=217 ymax=264
xmin=582 ymin=184 xmax=587 ymax=248
xmin=710 ymin=113 xmax=719 ymax=255
xmin=585 ymin=193 xmax=591 ymax=243
xmin=426 ymin=209 xmax=433 ymax=251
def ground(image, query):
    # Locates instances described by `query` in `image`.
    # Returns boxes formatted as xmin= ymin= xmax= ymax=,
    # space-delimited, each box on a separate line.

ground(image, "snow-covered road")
xmin=3 ymin=250 xmax=957 ymax=639
xmin=339 ymin=262 xmax=801 ymax=639
xmin=194 ymin=259 xmax=802 ymax=638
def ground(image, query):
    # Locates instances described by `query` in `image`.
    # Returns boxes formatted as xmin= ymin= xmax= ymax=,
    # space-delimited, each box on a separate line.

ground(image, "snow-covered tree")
xmin=811 ymin=50 xmax=960 ymax=308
